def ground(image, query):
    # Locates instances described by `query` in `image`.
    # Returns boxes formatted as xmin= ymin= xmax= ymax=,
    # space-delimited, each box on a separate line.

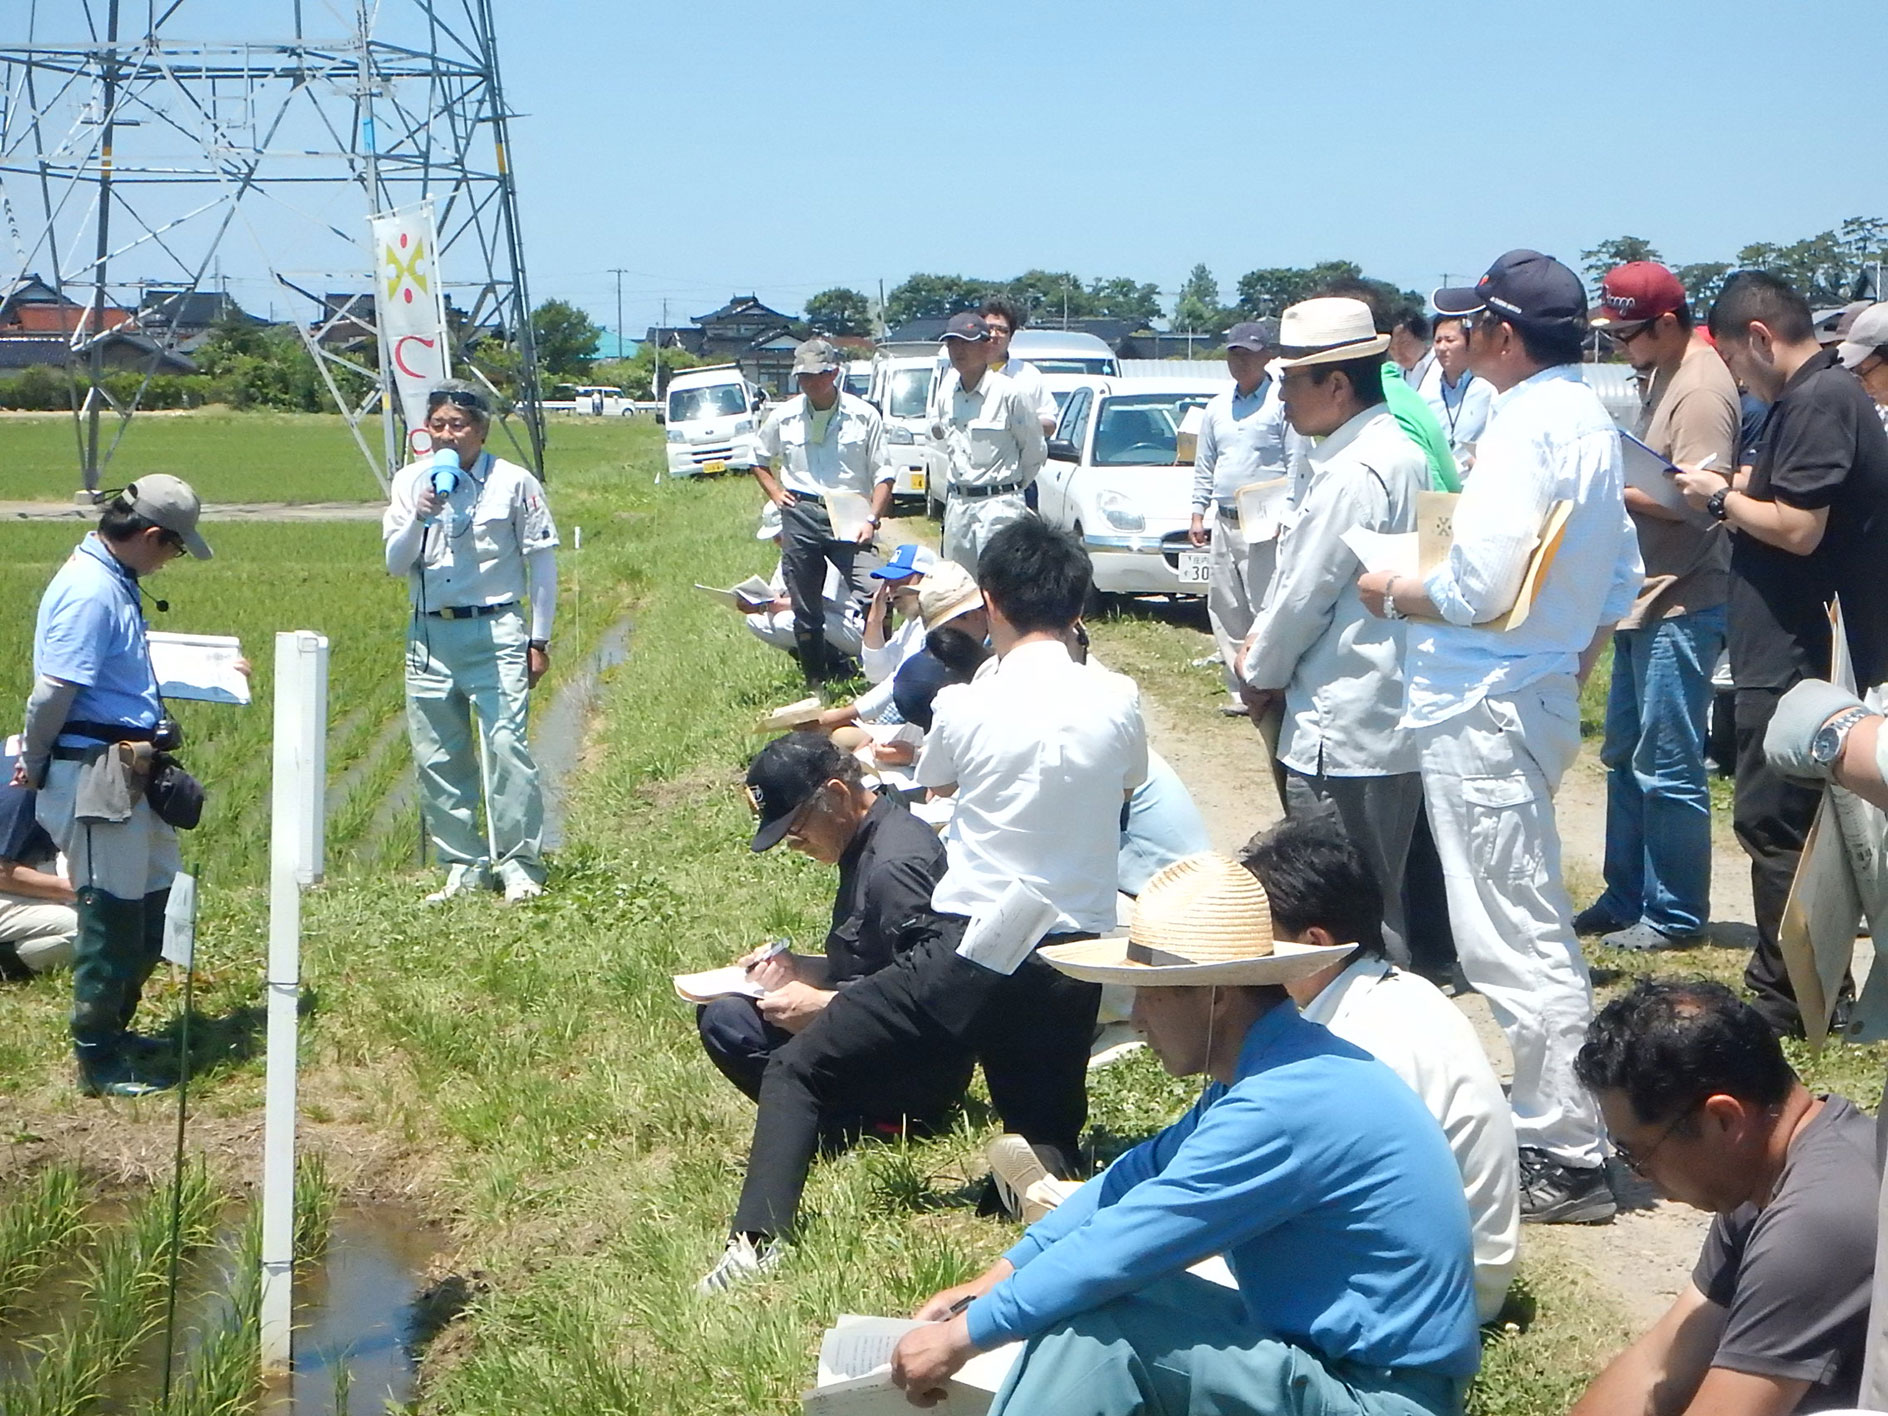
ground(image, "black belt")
xmin=784 ymin=491 xmax=825 ymax=506
xmin=951 ymin=481 xmax=1024 ymax=501
xmin=424 ymin=600 xmax=518 ymax=620
xmin=52 ymin=744 xmax=101 ymax=761
xmin=1217 ymin=504 xmax=1242 ymax=523
xmin=63 ymin=721 xmax=154 ymax=744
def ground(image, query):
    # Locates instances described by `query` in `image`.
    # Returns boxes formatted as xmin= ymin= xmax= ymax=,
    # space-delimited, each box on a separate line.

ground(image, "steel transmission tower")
xmin=0 ymin=0 xmax=546 ymax=496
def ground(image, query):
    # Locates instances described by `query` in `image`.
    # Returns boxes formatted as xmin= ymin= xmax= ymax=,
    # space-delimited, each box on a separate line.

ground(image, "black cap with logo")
xmin=1432 ymin=249 xmax=1588 ymax=332
xmin=744 ymin=731 xmax=845 ymax=852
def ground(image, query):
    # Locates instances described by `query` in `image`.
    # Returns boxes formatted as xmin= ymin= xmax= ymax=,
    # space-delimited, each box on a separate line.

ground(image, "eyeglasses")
xmin=1612 ymin=1103 xmax=1698 ymax=1176
xmin=1607 ymin=320 xmax=1655 ymax=345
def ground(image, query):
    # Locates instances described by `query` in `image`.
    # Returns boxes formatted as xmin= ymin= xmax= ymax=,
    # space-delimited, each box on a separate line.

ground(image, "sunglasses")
xmin=428 ymin=389 xmax=490 ymax=414
xmin=1607 ymin=320 xmax=1656 ymax=344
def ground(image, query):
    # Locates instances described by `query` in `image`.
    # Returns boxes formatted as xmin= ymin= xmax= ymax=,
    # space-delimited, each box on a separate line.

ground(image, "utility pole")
xmin=608 ymin=267 xmax=626 ymax=357
xmin=653 ymin=296 xmax=668 ymax=405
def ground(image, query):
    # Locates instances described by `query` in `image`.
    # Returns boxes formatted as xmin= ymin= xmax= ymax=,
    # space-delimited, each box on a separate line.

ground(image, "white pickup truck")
xmin=541 ymin=384 xmax=641 ymax=416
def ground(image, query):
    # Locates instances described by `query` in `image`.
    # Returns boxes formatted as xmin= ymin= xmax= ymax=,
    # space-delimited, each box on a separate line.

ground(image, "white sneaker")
xmin=986 ymin=1135 xmax=1058 ymax=1223
xmin=422 ymin=865 xmax=489 ymax=904
xmin=502 ymin=875 xmax=544 ymax=904
xmin=696 ymin=1233 xmax=783 ymax=1294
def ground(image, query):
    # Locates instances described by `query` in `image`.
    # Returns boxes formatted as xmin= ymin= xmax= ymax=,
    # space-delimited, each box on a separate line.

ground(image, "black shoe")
xmin=1519 ymin=1148 xmax=1615 ymax=1224
xmin=1571 ymin=903 xmax=1627 ymax=937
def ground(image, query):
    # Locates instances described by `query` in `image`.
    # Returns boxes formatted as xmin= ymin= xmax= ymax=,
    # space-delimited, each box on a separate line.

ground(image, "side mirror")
xmin=1047 ymin=438 xmax=1079 ymax=462
xmin=654 ymin=409 xmax=666 ymax=425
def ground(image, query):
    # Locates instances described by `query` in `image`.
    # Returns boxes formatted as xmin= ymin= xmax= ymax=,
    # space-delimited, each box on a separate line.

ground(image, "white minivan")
xmin=663 ymin=364 xmax=763 ymax=477
xmin=868 ymin=352 xmax=941 ymax=502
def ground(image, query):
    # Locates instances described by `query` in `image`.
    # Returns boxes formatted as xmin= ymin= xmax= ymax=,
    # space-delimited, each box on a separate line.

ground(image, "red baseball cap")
xmin=1590 ymin=262 xmax=1688 ymax=327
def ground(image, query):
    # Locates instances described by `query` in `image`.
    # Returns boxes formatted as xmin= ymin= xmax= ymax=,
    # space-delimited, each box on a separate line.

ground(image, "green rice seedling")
xmin=0 ymin=1164 xmax=87 ymax=1316
xmin=138 ymin=1211 xmax=263 ymax=1416
xmin=294 ymin=1154 xmax=335 ymax=1267
xmin=3 ymin=1166 xmax=220 ymax=1416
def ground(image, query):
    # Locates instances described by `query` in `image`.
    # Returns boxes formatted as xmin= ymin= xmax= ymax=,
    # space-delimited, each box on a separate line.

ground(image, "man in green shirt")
xmin=1319 ymin=278 xmax=1460 ymax=492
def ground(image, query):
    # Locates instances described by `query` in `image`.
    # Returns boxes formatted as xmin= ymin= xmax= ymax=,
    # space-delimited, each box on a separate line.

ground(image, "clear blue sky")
xmin=504 ymin=0 xmax=1885 ymax=348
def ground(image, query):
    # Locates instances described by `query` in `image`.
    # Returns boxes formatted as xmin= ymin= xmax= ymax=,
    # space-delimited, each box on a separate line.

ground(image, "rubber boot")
xmin=792 ymin=626 xmax=828 ymax=688
xmin=118 ymin=888 xmax=175 ymax=1066
xmin=70 ymin=888 xmax=171 ymax=1098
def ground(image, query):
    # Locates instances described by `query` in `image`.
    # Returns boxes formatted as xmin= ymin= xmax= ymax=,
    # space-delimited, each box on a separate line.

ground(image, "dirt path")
xmin=0 ymin=498 xmax=384 ymax=522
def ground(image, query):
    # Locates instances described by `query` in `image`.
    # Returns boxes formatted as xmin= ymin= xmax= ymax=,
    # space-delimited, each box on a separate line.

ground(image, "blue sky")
xmin=502 ymin=0 xmax=1885 ymax=347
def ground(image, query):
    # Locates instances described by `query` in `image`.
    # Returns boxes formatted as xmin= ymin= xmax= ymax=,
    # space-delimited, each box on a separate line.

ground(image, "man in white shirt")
xmin=980 ymin=298 xmax=1059 ymax=436
xmin=1357 ymin=250 xmax=1643 ymax=1225
xmin=1188 ymin=320 xmax=1292 ymax=712
xmin=1238 ymin=297 xmax=1426 ymax=964
xmin=928 ymin=312 xmax=1048 ymax=572
xmin=383 ymin=382 xmax=559 ymax=903
xmin=1242 ymin=811 xmax=1519 ymax=1323
xmin=750 ymin=338 xmax=891 ymax=685
xmin=1417 ymin=315 xmax=1495 ymax=461
xmin=1390 ymin=309 xmax=1435 ymax=388
xmin=917 ymin=516 xmax=1149 ymax=1175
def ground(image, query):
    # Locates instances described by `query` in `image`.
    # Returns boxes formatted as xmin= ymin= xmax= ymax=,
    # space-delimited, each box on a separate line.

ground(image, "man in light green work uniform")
xmin=382 ymin=383 xmax=559 ymax=904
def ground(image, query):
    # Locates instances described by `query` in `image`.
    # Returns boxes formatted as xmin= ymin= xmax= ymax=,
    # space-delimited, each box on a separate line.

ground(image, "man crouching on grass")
xmin=889 ymin=853 xmax=1480 ymax=1416
xmin=1570 ymin=979 xmax=1876 ymax=1416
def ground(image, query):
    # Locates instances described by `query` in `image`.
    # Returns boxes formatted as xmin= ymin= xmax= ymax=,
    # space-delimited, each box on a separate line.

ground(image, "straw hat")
xmin=1268 ymin=297 xmax=1391 ymax=372
xmin=917 ymin=561 xmax=983 ymax=629
xmin=1040 ymin=853 xmax=1355 ymax=987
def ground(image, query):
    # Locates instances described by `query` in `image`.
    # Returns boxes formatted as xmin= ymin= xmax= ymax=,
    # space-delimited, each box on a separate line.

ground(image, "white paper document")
xmin=146 ymin=632 xmax=250 ymax=706
xmin=693 ymin=575 xmax=777 ymax=611
xmin=162 ymin=871 xmax=197 ymax=967
xmin=672 ymin=966 xmax=765 ymax=1004
xmin=1619 ymin=431 xmax=1688 ymax=513
xmin=1339 ymin=527 xmax=1419 ymax=578
xmin=954 ymin=877 xmax=1059 ymax=976
xmin=824 ymin=490 xmax=875 ymax=543
xmin=803 ymin=1315 xmax=1018 ymax=1415
xmin=1234 ymin=477 xmax=1290 ymax=543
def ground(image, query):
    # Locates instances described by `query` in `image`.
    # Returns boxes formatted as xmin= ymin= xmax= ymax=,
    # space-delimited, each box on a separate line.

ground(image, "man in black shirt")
xmin=1673 ymin=272 xmax=1888 ymax=1035
xmin=697 ymin=732 xmax=973 ymax=1292
xmin=1573 ymin=979 xmax=1876 ymax=1415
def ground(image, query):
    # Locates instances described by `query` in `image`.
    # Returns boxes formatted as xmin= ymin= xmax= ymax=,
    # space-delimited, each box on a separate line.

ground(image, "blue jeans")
xmin=1596 ymin=608 xmax=1725 ymax=936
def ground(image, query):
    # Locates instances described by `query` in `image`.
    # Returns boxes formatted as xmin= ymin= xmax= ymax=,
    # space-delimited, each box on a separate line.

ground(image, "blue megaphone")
xmin=429 ymin=445 xmax=462 ymax=501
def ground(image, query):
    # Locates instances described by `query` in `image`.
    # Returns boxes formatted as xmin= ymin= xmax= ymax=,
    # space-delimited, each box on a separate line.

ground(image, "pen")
xmin=946 ymin=1294 xmax=976 ymax=1317
xmin=745 ymin=938 xmax=790 ymax=974
xmin=1697 ymin=453 xmax=1719 ymax=472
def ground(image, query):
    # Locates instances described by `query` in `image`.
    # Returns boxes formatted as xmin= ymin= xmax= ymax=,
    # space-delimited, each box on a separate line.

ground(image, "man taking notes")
xmin=890 ymin=853 xmax=1478 ymax=1416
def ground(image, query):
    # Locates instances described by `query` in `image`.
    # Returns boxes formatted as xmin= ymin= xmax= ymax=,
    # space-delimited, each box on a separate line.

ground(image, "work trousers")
xmin=729 ymin=923 xmax=1099 ymax=1237
xmin=0 ymin=891 xmax=77 ymax=975
xmin=1416 ymin=678 xmax=1604 ymax=1167
xmin=745 ymin=607 xmax=862 ymax=661
xmin=780 ymin=498 xmax=873 ymax=680
xmin=1283 ymin=767 xmax=1423 ymax=967
xmin=1733 ymin=683 xmax=1831 ymax=1036
xmin=697 ymin=995 xmax=797 ymax=1102
xmin=36 ymin=759 xmax=181 ymax=900
xmin=404 ymin=606 xmax=544 ymax=890
xmin=941 ymin=490 xmax=1029 ymax=573
xmin=990 ymin=1272 xmax=1463 ymax=1416
xmin=1596 ymin=608 xmax=1725 ymax=937
xmin=1207 ymin=510 xmax=1276 ymax=702
xmin=1402 ymin=802 xmax=1460 ymax=986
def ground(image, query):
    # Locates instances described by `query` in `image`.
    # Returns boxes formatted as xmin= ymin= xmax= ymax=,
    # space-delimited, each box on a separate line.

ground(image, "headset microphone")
xmin=139 ymin=583 xmax=170 ymax=613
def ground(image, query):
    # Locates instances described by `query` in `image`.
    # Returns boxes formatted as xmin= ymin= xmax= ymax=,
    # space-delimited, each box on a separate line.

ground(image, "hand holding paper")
xmin=954 ymin=878 xmax=1059 ymax=976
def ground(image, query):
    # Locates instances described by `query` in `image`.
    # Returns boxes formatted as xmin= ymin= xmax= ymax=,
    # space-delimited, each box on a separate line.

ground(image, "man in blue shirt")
xmin=18 ymin=476 xmax=212 ymax=1097
xmin=890 ymin=852 xmax=1480 ymax=1416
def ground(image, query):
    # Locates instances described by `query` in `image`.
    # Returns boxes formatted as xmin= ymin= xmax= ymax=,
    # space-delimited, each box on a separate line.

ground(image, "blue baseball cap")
xmin=870 ymin=544 xmax=937 ymax=581
xmin=1433 ymin=249 xmax=1587 ymax=332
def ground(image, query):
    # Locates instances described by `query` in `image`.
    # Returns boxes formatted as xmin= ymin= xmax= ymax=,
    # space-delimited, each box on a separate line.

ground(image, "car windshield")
xmin=668 ymin=383 xmax=748 ymax=423
xmin=844 ymin=373 xmax=871 ymax=398
xmin=1091 ymin=394 xmax=1211 ymax=466
xmin=884 ymin=367 xmax=933 ymax=419
xmin=1027 ymin=358 xmax=1116 ymax=375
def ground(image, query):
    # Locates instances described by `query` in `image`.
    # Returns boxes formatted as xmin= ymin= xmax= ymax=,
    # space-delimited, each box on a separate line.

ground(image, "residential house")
xmin=0 ymin=274 xmax=194 ymax=373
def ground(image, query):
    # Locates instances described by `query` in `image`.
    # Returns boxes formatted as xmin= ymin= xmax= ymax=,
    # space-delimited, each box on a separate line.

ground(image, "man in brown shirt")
xmin=1576 ymin=263 xmax=1738 ymax=952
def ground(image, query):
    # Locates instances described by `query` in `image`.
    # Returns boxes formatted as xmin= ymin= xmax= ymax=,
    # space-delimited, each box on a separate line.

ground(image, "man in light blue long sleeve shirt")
xmin=889 ymin=853 xmax=1479 ymax=1416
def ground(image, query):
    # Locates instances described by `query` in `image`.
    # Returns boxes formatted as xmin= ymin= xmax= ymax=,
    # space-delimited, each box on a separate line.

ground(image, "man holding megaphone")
xmin=382 ymin=381 xmax=559 ymax=903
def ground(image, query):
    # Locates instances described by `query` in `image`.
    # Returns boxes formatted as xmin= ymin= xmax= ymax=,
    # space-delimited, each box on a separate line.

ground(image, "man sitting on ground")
xmin=890 ymin=853 xmax=1479 ymax=1416
xmin=1243 ymin=810 xmax=1519 ymax=1323
xmin=1571 ymin=978 xmax=1877 ymax=1415
xmin=0 ymin=744 xmax=76 ymax=981
xmin=740 ymin=503 xmax=863 ymax=664
xmin=697 ymin=733 xmax=973 ymax=1291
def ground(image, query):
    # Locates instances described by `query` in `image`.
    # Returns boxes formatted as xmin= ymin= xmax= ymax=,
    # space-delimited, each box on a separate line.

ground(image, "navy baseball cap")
xmin=941 ymin=312 xmax=990 ymax=342
xmin=1433 ymin=250 xmax=1588 ymax=330
xmin=744 ymin=731 xmax=845 ymax=852
xmin=870 ymin=544 xmax=937 ymax=581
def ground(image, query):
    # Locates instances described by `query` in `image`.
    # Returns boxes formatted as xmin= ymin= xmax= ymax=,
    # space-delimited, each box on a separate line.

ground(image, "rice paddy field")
xmin=0 ymin=410 xmax=1812 ymax=1413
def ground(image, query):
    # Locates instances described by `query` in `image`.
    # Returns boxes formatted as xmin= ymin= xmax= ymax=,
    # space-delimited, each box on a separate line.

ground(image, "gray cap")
xmin=124 ymin=474 xmax=212 ymax=559
xmin=1837 ymin=302 xmax=1888 ymax=369
xmin=792 ymin=337 xmax=843 ymax=375
xmin=1223 ymin=319 xmax=1280 ymax=353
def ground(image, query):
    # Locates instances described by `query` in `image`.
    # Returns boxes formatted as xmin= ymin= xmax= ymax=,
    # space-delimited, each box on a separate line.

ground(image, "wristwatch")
xmin=1811 ymin=706 xmax=1876 ymax=767
xmin=1381 ymin=575 xmax=1406 ymax=621
xmin=528 ymin=639 xmax=550 ymax=653
xmin=1706 ymin=487 xmax=1732 ymax=521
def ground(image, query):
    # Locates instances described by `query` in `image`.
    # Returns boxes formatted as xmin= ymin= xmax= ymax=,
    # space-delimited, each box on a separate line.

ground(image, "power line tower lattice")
xmin=0 ymin=0 xmax=546 ymax=496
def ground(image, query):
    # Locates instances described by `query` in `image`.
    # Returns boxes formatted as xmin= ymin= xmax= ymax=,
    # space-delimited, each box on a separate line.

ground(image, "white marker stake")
xmin=260 ymin=631 xmax=329 ymax=1375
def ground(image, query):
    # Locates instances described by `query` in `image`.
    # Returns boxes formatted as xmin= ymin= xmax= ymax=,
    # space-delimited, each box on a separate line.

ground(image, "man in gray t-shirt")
xmin=1572 ymin=978 xmax=1877 ymax=1415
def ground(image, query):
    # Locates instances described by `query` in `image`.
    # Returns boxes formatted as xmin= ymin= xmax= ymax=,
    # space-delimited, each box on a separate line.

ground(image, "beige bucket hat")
xmin=917 ymin=560 xmax=983 ymax=629
xmin=1040 ymin=852 xmax=1355 ymax=987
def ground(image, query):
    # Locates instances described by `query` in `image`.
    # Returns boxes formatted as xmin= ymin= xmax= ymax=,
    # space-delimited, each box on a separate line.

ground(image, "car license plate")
xmin=897 ymin=468 xmax=927 ymax=495
xmin=701 ymin=459 xmax=727 ymax=475
xmin=1177 ymin=551 xmax=1212 ymax=584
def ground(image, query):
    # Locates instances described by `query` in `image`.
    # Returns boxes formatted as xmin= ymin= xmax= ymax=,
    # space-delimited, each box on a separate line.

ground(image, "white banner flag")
xmin=369 ymin=201 xmax=452 ymax=456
